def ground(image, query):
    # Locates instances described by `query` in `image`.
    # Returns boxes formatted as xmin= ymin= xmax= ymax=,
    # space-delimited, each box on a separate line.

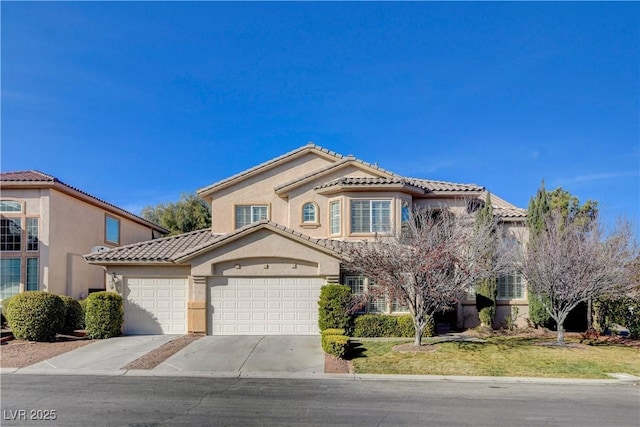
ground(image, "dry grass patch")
xmin=351 ymin=335 xmax=640 ymax=379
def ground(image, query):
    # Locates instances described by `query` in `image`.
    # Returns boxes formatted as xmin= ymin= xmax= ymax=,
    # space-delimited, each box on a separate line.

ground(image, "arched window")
xmin=302 ymin=202 xmax=317 ymax=223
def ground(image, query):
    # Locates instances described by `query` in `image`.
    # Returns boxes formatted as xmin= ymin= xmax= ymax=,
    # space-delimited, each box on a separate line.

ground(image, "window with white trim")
xmin=1 ymin=218 xmax=22 ymax=251
xmin=302 ymin=202 xmax=317 ymax=223
xmin=351 ymin=200 xmax=391 ymax=233
xmin=329 ymin=201 xmax=341 ymax=235
xmin=235 ymin=205 xmax=268 ymax=228
xmin=497 ymin=272 xmax=524 ymax=300
xmin=0 ymin=201 xmax=22 ymax=213
xmin=345 ymin=275 xmax=387 ymax=314
xmin=0 ymin=258 xmax=21 ymax=300
xmin=27 ymin=218 xmax=39 ymax=251
xmin=26 ymin=258 xmax=39 ymax=291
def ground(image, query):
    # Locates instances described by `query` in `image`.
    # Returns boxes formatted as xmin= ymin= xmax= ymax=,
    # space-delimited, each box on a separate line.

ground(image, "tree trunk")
xmin=414 ymin=323 xmax=424 ymax=346
xmin=556 ymin=322 xmax=565 ymax=345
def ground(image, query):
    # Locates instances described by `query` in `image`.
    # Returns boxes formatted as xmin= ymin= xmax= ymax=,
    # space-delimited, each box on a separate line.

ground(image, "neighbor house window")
xmin=105 ymin=215 xmax=120 ymax=245
xmin=26 ymin=218 xmax=39 ymax=251
xmin=0 ymin=201 xmax=22 ymax=212
xmin=0 ymin=258 xmax=21 ymax=300
xmin=497 ymin=272 xmax=524 ymax=300
xmin=26 ymin=258 xmax=39 ymax=291
xmin=302 ymin=202 xmax=318 ymax=223
xmin=235 ymin=205 xmax=268 ymax=228
xmin=351 ymin=200 xmax=391 ymax=233
xmin=1 ymin=218 xmax=22 ymax=251
xmin=329 ymin=201 xmax=341 ymax=235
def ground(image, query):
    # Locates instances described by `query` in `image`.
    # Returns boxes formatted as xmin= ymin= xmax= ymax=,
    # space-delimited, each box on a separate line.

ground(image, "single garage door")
xmin=209 ymin=277 xmax=324 ymax=335
xmin=124 ymin=278 xmax=187 ymax=335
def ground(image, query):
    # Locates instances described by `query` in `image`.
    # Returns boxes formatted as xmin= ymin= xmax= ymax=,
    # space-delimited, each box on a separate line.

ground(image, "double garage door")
xmin=124 ymin=278 xmax=187 ymax=335
xmin=209 ymin=277 xmax=323 ymax=335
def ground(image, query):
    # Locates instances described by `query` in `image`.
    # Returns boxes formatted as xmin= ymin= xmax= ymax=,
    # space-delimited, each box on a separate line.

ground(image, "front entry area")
xmin=209 ymin=277 xmax=324 ymax=335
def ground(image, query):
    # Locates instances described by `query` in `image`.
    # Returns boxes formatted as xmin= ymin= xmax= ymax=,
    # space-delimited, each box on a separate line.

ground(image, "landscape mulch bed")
xmin=0 ymin=334 xmax=92 ymax=369
xmin=324 ymin=353 xmax=351 ymax=374
xmin=123 ymin=334 xmax=203 ymax=370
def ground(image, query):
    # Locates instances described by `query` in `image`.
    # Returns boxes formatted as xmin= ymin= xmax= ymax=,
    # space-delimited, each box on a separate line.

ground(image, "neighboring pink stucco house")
xmin=85 ymin=144 xmax=528 ymax=336
xmin=0 ymin=171 xmax=168 ymax=302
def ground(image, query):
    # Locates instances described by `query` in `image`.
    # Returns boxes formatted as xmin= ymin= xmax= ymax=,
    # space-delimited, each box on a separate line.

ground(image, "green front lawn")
xmin=350 ymin=336 xmax=640 ymax=379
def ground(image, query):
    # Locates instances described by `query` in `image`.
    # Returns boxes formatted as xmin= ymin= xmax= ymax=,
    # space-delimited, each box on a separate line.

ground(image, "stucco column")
xmin=188 ymin=276 xmax=208 ymax=334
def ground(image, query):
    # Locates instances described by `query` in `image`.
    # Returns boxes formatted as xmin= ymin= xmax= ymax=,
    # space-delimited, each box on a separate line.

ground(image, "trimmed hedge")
xmin=5 ymin=291 xmax=64 ymax=342
xmin=321 ymin=328 xmax=349 ymax=358
xmin=85 ymin=292 xmax=123 ymax=339
xmin=322 ymin=334 xmax=350 ymax=359
xmin=318 ymin=284 xmax=353 ymax=332
xmin=353 ymin=314 xmax=434 ymax=338
xmin=59 ymin=295 xmax=84 ymax=334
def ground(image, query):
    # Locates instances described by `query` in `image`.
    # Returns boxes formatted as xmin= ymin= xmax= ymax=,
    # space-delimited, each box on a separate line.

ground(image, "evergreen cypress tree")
xmin=475 ymin=193 xmax=497 ymax=328
xmin=526 ymin=181 xmax=553 ymax=327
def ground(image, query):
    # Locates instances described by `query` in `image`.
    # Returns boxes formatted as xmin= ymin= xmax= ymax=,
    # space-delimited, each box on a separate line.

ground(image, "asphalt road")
xmin=1 ymin=375 xmax=638 ymax=426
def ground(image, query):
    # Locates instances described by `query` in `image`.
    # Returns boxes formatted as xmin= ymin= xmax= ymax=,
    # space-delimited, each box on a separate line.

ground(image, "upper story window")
xmin=105 ymin=215 xmax=120 ymax=245
xmin=0 ymin=201 xmax=22 ymax=212
xmin=302 ymin=202 xmax=318 ymax=224
xmin=351 ymin=200 xmax=391 ymax=234
xmin=329 ymin=201 xmax=341 ymax=235
xmin=1 ymin=218 xmax=22 ymax=251
xmin=235 ymin=205 xmax=268 ymax=229
xmin=26 ymin=218 xmax=39 ymax=251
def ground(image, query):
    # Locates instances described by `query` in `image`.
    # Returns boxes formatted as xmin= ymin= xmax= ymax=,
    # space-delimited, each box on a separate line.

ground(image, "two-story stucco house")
xmin=85 ymin=144 xmax=528 ymax=335
xmin=0 ymin=171 xmax=168 ymax=302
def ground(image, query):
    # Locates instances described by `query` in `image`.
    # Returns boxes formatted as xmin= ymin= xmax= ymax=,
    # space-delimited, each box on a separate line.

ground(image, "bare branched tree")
xmin=519 ymin=214 xmax=638 ymax=344
xmin=344 ymin=207 xmax=514 ymax=346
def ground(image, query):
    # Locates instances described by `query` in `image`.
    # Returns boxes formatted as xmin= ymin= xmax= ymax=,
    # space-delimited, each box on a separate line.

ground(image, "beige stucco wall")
xmin=208 ymin=153 xmax=336 ymax=234
xmin=2 ymin=188 xmax=164 ymax=299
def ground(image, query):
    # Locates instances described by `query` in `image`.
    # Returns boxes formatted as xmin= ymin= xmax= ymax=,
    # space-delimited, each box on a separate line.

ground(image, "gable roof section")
xmin=173 ymin=220 xmax=343 ymax=262
xmin=485 ymin=192 xmax=527 ymax=219
xmin=84 ymin=221 xmax=345 ymax=265
xmin=274 ymin=157 xmax=399 ymax=195
xmin=1 ymin=170 xmax=169 ymax=234
xmin=84 ymin=229 xmax=221 ymax=264
xmin=197 ymin=143 xmax=344 ymax=197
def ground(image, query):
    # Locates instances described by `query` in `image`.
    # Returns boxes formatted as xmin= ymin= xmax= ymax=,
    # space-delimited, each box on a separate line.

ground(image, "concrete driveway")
xmin=155 ymin=336 xmax=324 ymax=375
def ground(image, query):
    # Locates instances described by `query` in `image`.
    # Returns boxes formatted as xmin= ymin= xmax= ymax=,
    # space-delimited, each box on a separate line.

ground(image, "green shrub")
xmin=318 ymin=284 xmax=354 ymax=333
xmin=321 ymin=328 xmax=346 ymax=336
xmin=353 ymin=314 xmax=433 ymax=338
xmin=322 ymin=334 xmax=350 ymax=358
xmin=1 ymin=295 xmax=16 ymax=325
xmin=478 ymin=307 xmax=495 ymax=328
xmin=595 ymin=296 xmax=640 ymax=339
xmin=78 ymin=299 xmax=88 ymax=329
xmin=354 ymin=314 xmax=396 ymax=337
xmin=85 ymin=292 xmax=123 ymax=339
xmin=59 ymin=295 xmax=84 ymax=334
xmin=5 ymin=291 xmax=64 ymax=342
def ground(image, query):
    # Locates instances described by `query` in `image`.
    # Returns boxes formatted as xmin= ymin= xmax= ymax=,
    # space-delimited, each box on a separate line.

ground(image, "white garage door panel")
xmin=210 ymin=277 xmax=324 ymax=335
xmin=125 ymin=278 xmax=187 ymax=335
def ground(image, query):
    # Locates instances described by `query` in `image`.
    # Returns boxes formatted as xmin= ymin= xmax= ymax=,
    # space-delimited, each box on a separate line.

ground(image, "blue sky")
xmin=2 ymin=2 xmax=638 ymax=234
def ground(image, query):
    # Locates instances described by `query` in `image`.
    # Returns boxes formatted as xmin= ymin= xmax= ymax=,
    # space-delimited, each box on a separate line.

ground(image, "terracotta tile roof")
xmin=173 ymin=220 xmax=344 ymax=261
xmin=84 ymin=229 xmax=221 ymax=263
xmin=275 ymin=157 xmax=399 ymax=193
xmin=485 ymin=193 xmax=527 ymax=219
xmin=315 ymin=176 xmax=484 ymax=193
xmin=1 ymin=170 xmax=169 ymax=233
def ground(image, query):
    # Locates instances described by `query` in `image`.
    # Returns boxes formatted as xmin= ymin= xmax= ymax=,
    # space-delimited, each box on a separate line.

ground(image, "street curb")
xmin=1 ymin=368 xmax=637 ymax=385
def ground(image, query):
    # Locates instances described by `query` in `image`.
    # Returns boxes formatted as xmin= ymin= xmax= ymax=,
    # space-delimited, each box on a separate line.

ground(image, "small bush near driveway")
xmin=59 ymin=295 xmax=84 ymax=334
xmin=353 ymin=314 xmax=434 ymax=338
xmin=85 ymin=291 xmax=123 ymax=339
xmin=5 ymin=291 xmax=64 ymax=342
xmin=321 ymin=328 xmax=350 ymax=359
